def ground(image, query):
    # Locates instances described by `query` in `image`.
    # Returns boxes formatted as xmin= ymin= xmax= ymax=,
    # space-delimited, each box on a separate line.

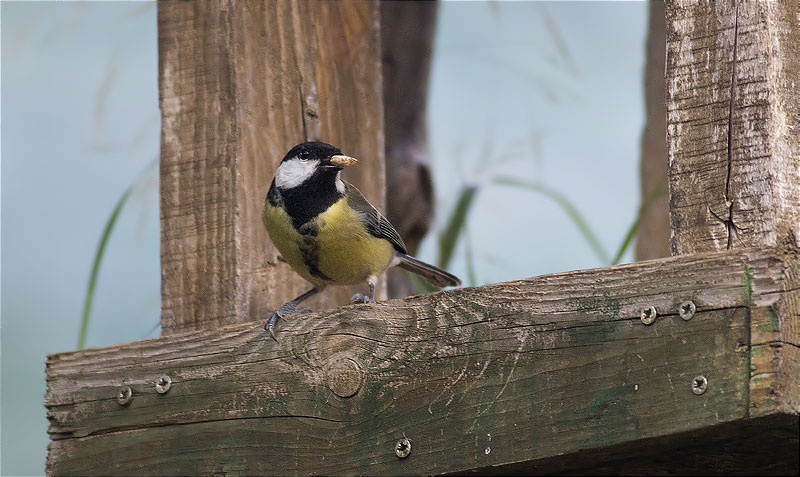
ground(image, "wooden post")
xmin=666 ymin=0 xmax=799 ymax=416
xmin=635 ymin=0 xmax=669 ymax=262
xmin=666 ymin=0 xmax=800 ymax=254
xmin=380 ymin=1 xmax=439 ymax=298
xmin=159 ymin=0 xmax=385 ymax=335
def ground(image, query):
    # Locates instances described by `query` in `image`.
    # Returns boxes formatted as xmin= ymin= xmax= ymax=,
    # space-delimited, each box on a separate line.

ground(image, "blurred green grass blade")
xmin=610 ymin=176 xmax=668 ymax=265
xmin=491 ymin=176 xmax=610 ymax=264
xmin=465 ymin=227 xmax=477 ymax=287
xmin=142 ymin=320 xmax=161 ymax=340
xmin=78 ymin=186 xmax=133 ymax=349
xmin=438 ymin=184 xmax=479 ymax=269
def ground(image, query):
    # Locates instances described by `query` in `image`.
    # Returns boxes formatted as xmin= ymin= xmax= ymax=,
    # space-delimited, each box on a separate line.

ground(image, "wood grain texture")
xmin=635 ymin=0 xmax=669 ymax=262
xmin=666 ymin=0 xmax=800 ymax=420
xmin=749 ymin=248 xmax=800 ymax=417
xmin=46 ymin=248 xmax=798 ymax=475
xmin=666 ymin=0 xmax=800 ymax=254
xmin=159 ymin=0 xmax=385 ymax=335
xmin=462 ymin=414 xmax=799 ymax=475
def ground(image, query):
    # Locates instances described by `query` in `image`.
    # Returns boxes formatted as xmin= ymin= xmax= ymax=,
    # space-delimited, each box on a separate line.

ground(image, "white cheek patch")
xmin=275 ymin=158 xmax=319 ymax=189
xmin=335 ymin=172 xmax=345 ymax=194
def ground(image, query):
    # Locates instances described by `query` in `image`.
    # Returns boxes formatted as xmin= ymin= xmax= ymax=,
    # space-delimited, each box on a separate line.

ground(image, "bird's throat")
xmin=279 ymin=171 xmax=344 ymax=229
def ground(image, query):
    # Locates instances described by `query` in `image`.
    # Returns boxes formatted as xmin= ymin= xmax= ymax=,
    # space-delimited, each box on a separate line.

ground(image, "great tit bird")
xmin=262 ymin=141 xmax=461 ymax=339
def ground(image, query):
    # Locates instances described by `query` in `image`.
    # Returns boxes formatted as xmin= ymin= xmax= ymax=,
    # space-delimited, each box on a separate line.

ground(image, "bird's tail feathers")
xmin=396 ymin=253 xmax=461 ymax=288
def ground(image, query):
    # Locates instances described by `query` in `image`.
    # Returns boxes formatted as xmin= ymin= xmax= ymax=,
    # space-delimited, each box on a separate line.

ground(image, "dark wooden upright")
xmin=45 ymin=1 xmax=798 ymax=474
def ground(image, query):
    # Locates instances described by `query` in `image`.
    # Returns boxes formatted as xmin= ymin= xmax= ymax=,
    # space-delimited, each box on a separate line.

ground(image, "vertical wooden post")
xmin=635 ymin=0 xmax=669 ymax=262
xmin=158 ymin=0 xmax=385 ymax=334
xmin=666 ymin=0 xmax=799 ymax=415
xmin=380 ymin=1 xmax=438 ymax=298
xmin=666 ymin=0 xmax=799 ymax=255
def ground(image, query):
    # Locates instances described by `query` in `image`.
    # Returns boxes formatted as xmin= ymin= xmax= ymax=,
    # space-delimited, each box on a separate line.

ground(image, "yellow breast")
xmin=314 ymin=198 xmax=395 ymax=285
xmin=263 ymin=197 xmax=395 ymax=286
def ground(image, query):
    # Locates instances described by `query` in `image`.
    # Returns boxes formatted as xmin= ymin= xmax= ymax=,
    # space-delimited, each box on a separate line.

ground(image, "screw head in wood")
xmin=692 ymin=375 xmax=708 ymax=395
xmin=395 ymin=437 xmax=411 ymax=459
xmin=117 ymin=386 xmax=133 ymax=406
xmin=679 ymin=301 xmax=696 ymax=321
xmin=640 ymin=306 xmax=657 ymax=325
xmin=155 ymin=375 xmax=172 ymax=394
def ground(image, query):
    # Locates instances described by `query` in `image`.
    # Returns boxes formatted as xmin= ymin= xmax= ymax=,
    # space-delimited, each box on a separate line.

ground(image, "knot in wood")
xmin=325 ymin=357 xmax=364 ymax=398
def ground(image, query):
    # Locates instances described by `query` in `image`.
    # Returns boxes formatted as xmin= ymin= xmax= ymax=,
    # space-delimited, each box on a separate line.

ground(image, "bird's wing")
xmin=344 ymin=182 xmax=408 ymax=254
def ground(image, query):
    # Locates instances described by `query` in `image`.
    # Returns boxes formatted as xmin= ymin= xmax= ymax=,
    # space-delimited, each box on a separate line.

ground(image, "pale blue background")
xmin=1 ymin=2 xmax=647 ymax=474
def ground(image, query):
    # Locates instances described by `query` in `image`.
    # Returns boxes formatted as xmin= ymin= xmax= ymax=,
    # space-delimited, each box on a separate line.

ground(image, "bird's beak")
xmin=329 ymin=155 xmax=358 ymax=167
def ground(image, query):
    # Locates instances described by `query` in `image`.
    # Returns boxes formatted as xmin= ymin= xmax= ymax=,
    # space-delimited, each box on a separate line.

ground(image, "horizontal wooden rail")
xmin=46 ymin=247 xmax=798 ymax=475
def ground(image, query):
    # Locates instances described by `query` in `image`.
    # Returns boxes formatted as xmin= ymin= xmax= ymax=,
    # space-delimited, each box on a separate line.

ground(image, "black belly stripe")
xmin=298 ymin=221 xmax=331 ymax=281
xmin=270 ymin=169 xmax=343 ymax=281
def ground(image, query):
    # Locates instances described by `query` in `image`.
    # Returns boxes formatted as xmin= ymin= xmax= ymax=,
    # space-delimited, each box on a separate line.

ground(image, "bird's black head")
xmin=273 ymin=141 xmax=358 ymax=192
xmin=270 ymin=141 xmax=359 ymax=227
xmin=281 ymin=141 xmax=343 ymax=165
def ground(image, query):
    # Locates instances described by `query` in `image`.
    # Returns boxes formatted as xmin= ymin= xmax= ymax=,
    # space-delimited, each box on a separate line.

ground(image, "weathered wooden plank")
xmin=666 ymin=0 xmax=800 ymax=420
xmin=46 ymin=248 xmax=799 ymax=475
xmin=159 ymin=0 xmax=385 ymax=335
xmin=666 ymin=0 xmax=800 ymax=253
xmin=464 ymin=414 xmax=799 ymax=475
xmin=749 ymin=252 xmax=800 ymax=417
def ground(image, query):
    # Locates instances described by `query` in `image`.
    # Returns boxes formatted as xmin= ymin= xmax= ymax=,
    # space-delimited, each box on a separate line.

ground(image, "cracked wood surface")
xmin=159 ymin=0 xmax=385 ymax=335
xmin=666 ymin=0 xmax=800 ymax=254
xmin=666 ymin=0 xmax=800 ymax=422
xmin=46 ymin=248 xmax=799 ymax=475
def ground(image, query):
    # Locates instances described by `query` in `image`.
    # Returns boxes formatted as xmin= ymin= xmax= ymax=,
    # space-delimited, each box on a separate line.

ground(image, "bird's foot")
xmin=264 ymin=303 xmax=312 ymax=341
xmin=349 ymin=293 xmax=375 ymax=305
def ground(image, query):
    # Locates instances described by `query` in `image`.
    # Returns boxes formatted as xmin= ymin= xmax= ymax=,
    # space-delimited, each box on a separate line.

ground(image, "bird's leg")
xmin=265 ymin=287 xmax=320 ymax=340
xmin=350 ymin=276 xmax=377 ymax=305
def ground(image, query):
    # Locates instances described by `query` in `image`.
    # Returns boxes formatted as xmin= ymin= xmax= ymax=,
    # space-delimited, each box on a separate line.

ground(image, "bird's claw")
xmin=264 ymin=304 xmax=314 ymax=341
xmin=349 ymin=293 xmax=375 ymax=305
xmin=265 ymin=312 xmax=281 ymax=341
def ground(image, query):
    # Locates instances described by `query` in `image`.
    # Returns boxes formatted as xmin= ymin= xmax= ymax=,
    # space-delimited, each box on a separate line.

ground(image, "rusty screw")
xmin=395 ymin=437 xmax=411 ymax=459
xmin=117 ymin=386 xmax=133 ymax=406
xmin=640 ymin=306 xmax=657 ymax=325
xmin=692 ymin=375 xmax=708 ymax=395
xmin=155 ymin=375 xmax=172 ymax=394
xmin=679 ymin=301 xmax=696 ymax=321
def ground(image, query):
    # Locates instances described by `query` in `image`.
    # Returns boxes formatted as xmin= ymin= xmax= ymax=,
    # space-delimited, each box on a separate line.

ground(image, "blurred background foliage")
xmin=1 ymin=2 xmax=649 ymax=474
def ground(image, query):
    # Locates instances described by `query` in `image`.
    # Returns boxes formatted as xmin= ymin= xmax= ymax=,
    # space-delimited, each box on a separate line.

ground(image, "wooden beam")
xmin=158 ymin=0 xmax=385 ymax=335
xmin=666 ymin=0 xmax=800 ymax=419
xmin=46 ymin=247 xmax=799 ymax=475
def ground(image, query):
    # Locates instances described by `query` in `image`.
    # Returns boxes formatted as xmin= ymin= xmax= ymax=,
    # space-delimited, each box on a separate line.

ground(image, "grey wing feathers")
xmin=375 ymin=214 xmax=407 ymax=253
xmin=345 ymin=183 xmax=408 ymax=253
xmin=344 ymin=182 xmax=460 ymax=288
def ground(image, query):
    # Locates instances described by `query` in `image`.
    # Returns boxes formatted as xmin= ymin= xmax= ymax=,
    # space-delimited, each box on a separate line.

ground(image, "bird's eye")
xmin=299 ymin=151 xmax=310 ymax=160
